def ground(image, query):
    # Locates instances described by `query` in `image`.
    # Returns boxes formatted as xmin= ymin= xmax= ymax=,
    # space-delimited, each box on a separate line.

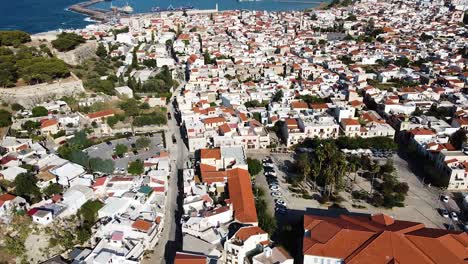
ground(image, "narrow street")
xmin=143 ymin=82 xmax=188 ymax=264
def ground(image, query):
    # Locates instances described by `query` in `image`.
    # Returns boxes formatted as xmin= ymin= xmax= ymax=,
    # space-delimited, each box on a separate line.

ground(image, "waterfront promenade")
xmin=69 ymin=0 xmax=110 ymax=22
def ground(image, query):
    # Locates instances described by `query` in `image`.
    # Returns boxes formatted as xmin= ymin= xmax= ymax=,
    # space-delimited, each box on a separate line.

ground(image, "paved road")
xmin=143 ymin=82 xmax=187 ymax=264
xmin=392 ymin=154 xmax=459 ymax=229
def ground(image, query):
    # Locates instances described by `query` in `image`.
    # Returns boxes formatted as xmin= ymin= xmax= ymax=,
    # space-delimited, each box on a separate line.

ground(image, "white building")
xmin=224 ymin=226 xmax=269 ymax=264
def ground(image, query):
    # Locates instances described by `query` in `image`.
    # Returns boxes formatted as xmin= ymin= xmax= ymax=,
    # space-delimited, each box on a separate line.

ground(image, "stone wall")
xmin=55 ymin=41 xmax=98 ymax=66
xmin=0 ymin=74 xmax=85 ymax=107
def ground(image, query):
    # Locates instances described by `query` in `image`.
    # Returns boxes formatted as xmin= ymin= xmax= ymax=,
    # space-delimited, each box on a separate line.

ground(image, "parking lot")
xmin=249 ymin=149 xmax=462 ymax=229
xmin=251 ymin=151 xmax=321 ymax=218
xmin=84 ymin=133 xmax=164 ymax=174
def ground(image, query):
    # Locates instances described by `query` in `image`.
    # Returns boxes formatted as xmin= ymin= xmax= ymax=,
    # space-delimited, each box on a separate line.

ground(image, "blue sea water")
xmin=0 ymin=0 xmax=323 ymax=34
xmin=0 ymin=0 xmax=91 ymax=34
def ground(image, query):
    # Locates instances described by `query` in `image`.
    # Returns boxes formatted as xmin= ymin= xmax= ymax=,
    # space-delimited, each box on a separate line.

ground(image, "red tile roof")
xmin=200 ymin=148 xmax=221 ymax=160
xmin=291 ymin=101 xmax=309 ymax=109
xmin=341 ymin=118 xmax=360 ymax=126
xmin=409 ymin=128 xmax=435 ymax=136
xmin=219 ymin=123 xmax=231 ymax=134
xmin=131 ymin=219 xmax=153 ymax=232
xmin=0 ymin=155 xmax=17 ymax=165
xmin=152 ymin=186 xmax=165 ymax=193
xmin=0 ymin=193 xmax=16 ymax=202
xmin=303 ymin=213 xmax=468 ymax=264
xmin=40 ymin=119 xmax=58 ymax=129
xmin=174 ymin=252 xmax=206 ymax=264
xmin=227 ymin=168 xmax=258 ymax=223
xmin=235 ymin=226 xmax=266 ymax=241
xmin=310 ymin=103 xmax=329 ymax=109
xmin=92 ymin=177 xmax=107 ymax=188
xmin=87 ymin=109 xmax=114 ymax=119
xmin=453 ymin=117 xmax=468 ymax=126
xmin=203 ymin=116 xmax=226 ymax=124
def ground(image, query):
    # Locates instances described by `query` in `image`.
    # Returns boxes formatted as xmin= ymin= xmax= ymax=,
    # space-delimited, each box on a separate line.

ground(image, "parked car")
xmin=271 ymin=191 xmax=282 ymax=198
xmin=270 ymin=185 xmax=280 ymax=191
xmin=106 ymin=141 xmax=112 ymax=146
xmin=112 ymin=155 xmax=118 ymax=160
xmin=275 ymin=199 xmax=286 ymax=206
xmin=463 ymin=222 xmax=468 ymax=231
xmin=451 ymin=212 xmax=459 ymax=221
xmin=442 ymin=195 xmax=450 ymax=203
xmin=441 ymin=208 xmax=449 ymax=218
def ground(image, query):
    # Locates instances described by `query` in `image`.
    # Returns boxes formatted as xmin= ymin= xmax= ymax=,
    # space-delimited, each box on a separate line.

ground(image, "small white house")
xmin=0 ymin=166 xmax=27 ymax=181
xmin=32 ymin=210 xmax=53 ymax=225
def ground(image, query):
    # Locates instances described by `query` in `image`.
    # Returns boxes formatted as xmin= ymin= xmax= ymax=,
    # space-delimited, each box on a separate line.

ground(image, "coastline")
xmin=67 ymin=0 xmax=327 ymax=24
xmin=68 ymin=0 xmax=110 ymax=22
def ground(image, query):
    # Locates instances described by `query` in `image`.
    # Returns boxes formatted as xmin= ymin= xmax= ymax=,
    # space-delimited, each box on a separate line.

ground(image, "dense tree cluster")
xmin=14 ymin=173 xmax=41 ymax=203
xmin=51 ymin=32 xmax=85 ymax=52
xmin=0 ymin=45 xmax=70 ymax=87
xmin=77 ymin=200 xmax=103 ymax=243
xmin=254 ymin=187 xmax=277 ymax=235
xmin=135 ymin=137 xmax=151 ymax=149
xmin=128 ymin=159 xmax=144 ymax=175
xmin=114 ymin=144 xmax=128 ymax=156
xmin=32 ymin=106 xmax=48 ymax=117
xmin=272 ymin=89 xmax=283 ymax=102
xmin=132 ymin=66 xmax=175 ymax=96
xmin=297 ymin=95 xmax=327 ymax=104
xmin=57 ymin=130 xmax=114 ymax=174
xmin=247 ymin=158 xmax=262 ymax=176
xmin=450 ymin=129 xmax=467 ymax=150
xmin=0 ymin=109 xmax=12 ymax=127
xmin=95 ymin=43 xmax=107 ymax=58
xmin=298 ymin=136 xmax=397 ymax=151
xmin=244 ymin=100 xmax=269 ymax=108
xmin=296 ymin=143 xmax=347 ymax=194
xmin=0 ymin=30 xmax=30 ymax=46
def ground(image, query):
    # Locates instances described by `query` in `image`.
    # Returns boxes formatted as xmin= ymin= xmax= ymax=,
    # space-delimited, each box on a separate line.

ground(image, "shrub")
xmin=0 ymin=30 xmax=30 ymax=46
xmin=32 ymin=106 xmax=48 ymax=117
xmin=52 ymin=32 xmax=85 ymax=52
xmin=0 ymin=109 xmax=12 ymax=127
xmin=247 ymin=158 xmax=262 ymax=176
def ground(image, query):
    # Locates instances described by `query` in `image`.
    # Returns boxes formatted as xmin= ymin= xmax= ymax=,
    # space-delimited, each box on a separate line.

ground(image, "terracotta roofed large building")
xmin=227 ymin=168 xmax=258 ymax=224
xmin=303 ymin=213 xmax=468 ymax=264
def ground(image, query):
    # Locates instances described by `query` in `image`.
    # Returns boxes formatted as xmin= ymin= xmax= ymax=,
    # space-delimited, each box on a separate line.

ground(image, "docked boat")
xmin=121 ymin=5 xmax=134 ymax=13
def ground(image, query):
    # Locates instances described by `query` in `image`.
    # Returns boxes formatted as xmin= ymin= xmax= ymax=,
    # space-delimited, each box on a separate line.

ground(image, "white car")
xmin=451 ymin=212 xmax=459 ymax=221
xmin=442 ymin=195 xmax=450 ymax=203
xmin=270 ymin=185 xmax=280 ymax=191
xmin=271 ymin=191 xmax=282 ymax=197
